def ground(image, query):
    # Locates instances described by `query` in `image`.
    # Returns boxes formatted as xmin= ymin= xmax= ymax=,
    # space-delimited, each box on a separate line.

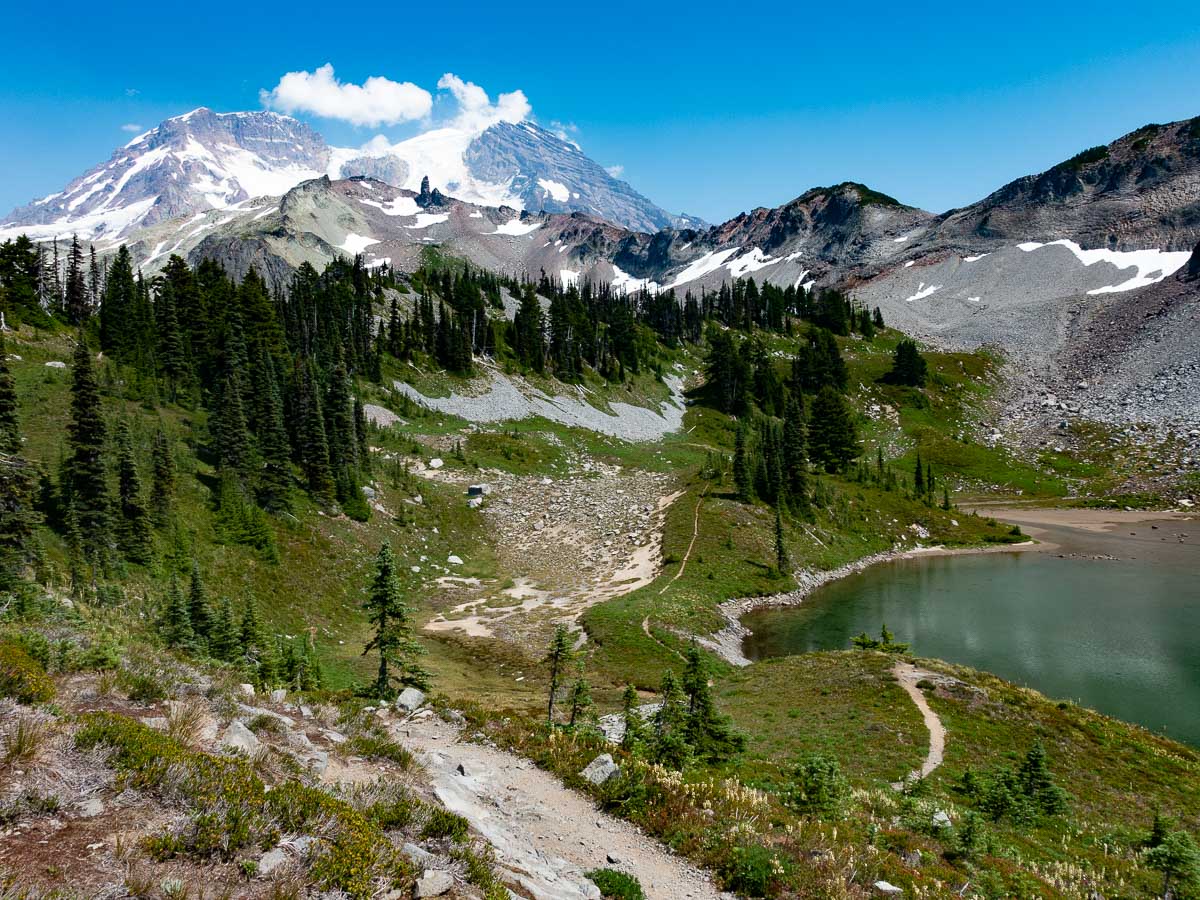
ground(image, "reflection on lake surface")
xmin=742 ymin=516 xmax=1200 ymax=745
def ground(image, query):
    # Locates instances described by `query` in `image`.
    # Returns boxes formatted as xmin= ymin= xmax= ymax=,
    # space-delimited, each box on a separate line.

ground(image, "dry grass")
xmin=166 ymin=698 xmax=208 ymax=746
xmin=2 ymin=712 xmax=50 ymax=766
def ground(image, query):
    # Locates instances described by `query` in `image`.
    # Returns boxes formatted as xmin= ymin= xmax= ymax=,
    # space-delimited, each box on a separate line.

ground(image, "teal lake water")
xmin=742 ymin=516 xmax=1200 ymax=745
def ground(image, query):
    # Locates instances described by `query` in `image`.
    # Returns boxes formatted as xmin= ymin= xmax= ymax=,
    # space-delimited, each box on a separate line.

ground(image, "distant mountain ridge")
xmin=0 ymin=107 xmax=696 ymax=243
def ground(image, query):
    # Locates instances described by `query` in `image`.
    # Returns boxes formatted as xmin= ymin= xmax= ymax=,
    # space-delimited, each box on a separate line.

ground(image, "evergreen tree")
xmin=651 ymin=669 xmax=692 ymax=770
xmin=114 ymin=421 xmax=153 ymax=564
xmin=362 ymin=542 xmax=428 ymax=696
xmin=0 ymin=332 xmax=19 ymax=454
xmin=209 ymin=596 xmax=240 ymax=662
xmin=681 ymin=643 xmax=746 ymax=763
xmin=0 ymin=454 xmax=41 ymax=591
xmin=620 ymin=684 xmax=646 ymax=752
xmin=733 ymin=420 xmax=754 ymax=502
xmin=807 ymin=386 xmax=859 ymax=473
xmin=187 ymin=561 xmax=214 ymax=646
xmin=160 ymin=575 xmax=195 ymax=649
xmin=64 ymin=236 xmax=89 ymax=324
xmin=298 ymin=363 xmax=335 ymax=505
xmin=240 ymin=597 xmax=265 ymax=665
xmin=64 ymin=338 xmax=112 ymax=564
xmin=567 ymin=668 xmax=594 ymax=727
xmin=774 ymin=508 xmax=790 ymax=575
xmin=543 ymin=623 xmax=574 ymax=724
xmin=149 ymin=427 xmax=175 ymax=528
xmin=252 ymin=349 xmax=292 ymax=512
xmin=781 ymin=394 xmax=810 ymax=516
xmin=884 ymin=339 xmax=928 ymax=387
xmin=1144 ymin=830 xmax=1200 ymax=899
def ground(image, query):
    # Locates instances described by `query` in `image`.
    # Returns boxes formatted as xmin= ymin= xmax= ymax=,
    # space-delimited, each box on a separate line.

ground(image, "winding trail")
xmin=659 ymin=487 xmax=708 ymax=595
xmin=397 ymin=712 xmax=726 ymax=900
xmin=893 ymin=660 xmax=946 ymax=779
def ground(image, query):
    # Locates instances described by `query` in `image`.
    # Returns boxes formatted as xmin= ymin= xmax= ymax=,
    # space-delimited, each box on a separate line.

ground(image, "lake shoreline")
xmin=702 ymin=505 xmax=1196 ymax=667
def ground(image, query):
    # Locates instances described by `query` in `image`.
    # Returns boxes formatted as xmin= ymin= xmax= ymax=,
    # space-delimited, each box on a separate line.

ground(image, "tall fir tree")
xmin=187 ymin=561 xmax=214 ymax=647
xmin=149 ymin=427 xmax=176 ymax=528
xmin=0 ymin=332 xmax=20 ymax=454
xmin=774 ymin=508 xmax=790 ymax=575
xmin=543 ymin=624 xmax=574 ymax=724
xmin=362 ymin=542 xmax=428 ymax=696
xmin=781 ymin=394 xmax=810 ymax=517
xmin=733 ymin=420 xmax=754 ymax=502
xmin=807 ymin=386 xmax=859 ymax=473
xmin=160 ymin=575 xmax=195 ymax=650
xmin=114 ymin=421 xmax=153 ymax=564
xmin=209 ymin=596 xmax=239 ymax=662
xmin=64 ymin=337 xmax=113 ymax=564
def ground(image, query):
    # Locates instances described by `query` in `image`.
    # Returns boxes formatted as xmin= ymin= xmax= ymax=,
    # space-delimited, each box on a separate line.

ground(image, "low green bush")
xmin=0 ymin=639 xmax=55 ymax=704
xmin=586 ymin=868 xmax=645 ymax=900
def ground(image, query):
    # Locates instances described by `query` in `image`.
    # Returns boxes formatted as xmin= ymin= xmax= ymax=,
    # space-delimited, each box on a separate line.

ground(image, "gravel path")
xmin=893 ymin=661 xmax=946 ymax=779
xmin=398 ymin=712 xmax=728 ymax=900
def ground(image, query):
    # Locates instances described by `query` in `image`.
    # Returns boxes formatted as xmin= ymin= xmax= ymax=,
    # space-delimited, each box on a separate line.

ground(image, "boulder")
xmin=220 ymin=720 xmax=261 ymax=755
xmin=44 ymin=360 xmax=66 ymax=368
xmin=447 ymin=554 xmax=463 ymax=565
xmin=395 ymin=687 xmax=426 ymax=712
xmin=269 ymin=688 xmax=287 ymax=704
xmin=874 ymin=882 xmax=903 ymax=895
xmin=428 ymin=458 xmax=444 ymax=470
xmin=237 ymin=683 xmax=256 ymax=698
xmin=402 ymin=842 xmax=435 ymax=868
xmin=415 ymin=869 xmax=454 ymax=897
xmin=932 ymin=810 xmax=952 ymax=829
xmin=580 ymin=753 xmax=620 ymax=786
xmin=257 ymin=846 xmax=289 ymax=876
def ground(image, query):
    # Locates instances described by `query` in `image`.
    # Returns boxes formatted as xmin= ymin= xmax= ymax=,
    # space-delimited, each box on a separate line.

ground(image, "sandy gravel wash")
xmin=397 ymin=712 xmax=729 ymax=900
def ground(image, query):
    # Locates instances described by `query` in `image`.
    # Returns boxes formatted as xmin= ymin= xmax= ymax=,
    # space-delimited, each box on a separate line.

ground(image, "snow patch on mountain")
xmin=1016 ymin=239 xmax=1191 ymax=294
xmin=490 ymin=219 xmax=541 ymax=236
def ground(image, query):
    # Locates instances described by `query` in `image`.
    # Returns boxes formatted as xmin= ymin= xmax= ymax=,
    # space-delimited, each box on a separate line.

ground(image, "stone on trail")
xmin=429 ymin=458 xmax=444 ymax=470
xmin=415 ymin=869 xmax=454 ymax=897
xmin=396 ymin=687 xmax=426 ymax=711
xmin=580 ymin=753 xmax=620 ymax=785
xmin=220 ymin=720 xmax=261 ymax=755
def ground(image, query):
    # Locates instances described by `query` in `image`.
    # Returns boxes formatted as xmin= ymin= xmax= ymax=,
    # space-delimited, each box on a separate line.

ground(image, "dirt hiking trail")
xmin=893 ymin=660 xmax=946 ymax=779
xmin=396 ymin=711 xmax=728 ymax=900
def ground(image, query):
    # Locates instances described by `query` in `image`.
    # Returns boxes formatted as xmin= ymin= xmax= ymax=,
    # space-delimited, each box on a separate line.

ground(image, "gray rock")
xmin=75 ymin=797 xmax=104 ymax=818
xmin=415 ymin=869 xmax=454 ymax=897
xmin=932 ymin=810 xmax=952 ymax=829
xmin=874 ymin=881 xmax=903 ymax=895
xmin=269 ymin=688 xmax=287 ymax=704
xmin=220 ymin=720 xmax=261 ymax=755
xmin=395 ymin=687 xmax=426 ymax=712
xmin=237 ymin=683 xmax=256 ymax=698
xmin=402 ymin=842 xmax=435 ymax=868
xmin=580 ymin=753 xmax=620 ymax=786
xmin=257 ymin=846 xmax=290 ymax=876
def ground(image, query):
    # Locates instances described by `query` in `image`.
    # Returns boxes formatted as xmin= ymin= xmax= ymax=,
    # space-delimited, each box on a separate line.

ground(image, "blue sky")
xmin=2 ymin=0 xmax=1199 ymax=223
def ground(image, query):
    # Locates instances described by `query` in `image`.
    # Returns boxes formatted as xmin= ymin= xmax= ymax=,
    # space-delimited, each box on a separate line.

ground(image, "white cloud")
xmin=606 ymin=165 xmax=625 ymax=178
xmin=261 ymin=63 xmax=433 ymax=127
xmin=120 ymin=123 xmax=143 ymax=133
xmin=436 ymin=73 xmax=530 ymax=131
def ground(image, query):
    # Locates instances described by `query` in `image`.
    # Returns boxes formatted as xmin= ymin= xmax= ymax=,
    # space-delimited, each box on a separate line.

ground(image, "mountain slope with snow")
xmin=1 ymin=109 xmax=696 ymax=243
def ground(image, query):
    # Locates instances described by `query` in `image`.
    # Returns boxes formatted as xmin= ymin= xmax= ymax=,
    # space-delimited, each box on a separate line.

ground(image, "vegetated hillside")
xmin=2 ymin=236 xmax=1197 ymax=898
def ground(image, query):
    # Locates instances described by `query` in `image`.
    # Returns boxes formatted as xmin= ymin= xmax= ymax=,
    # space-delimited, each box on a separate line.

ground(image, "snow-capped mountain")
xmin=0 ymin=108 xmax=696 ymax=244
xmin=3 ymin=109 xmax=329 ymax=243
